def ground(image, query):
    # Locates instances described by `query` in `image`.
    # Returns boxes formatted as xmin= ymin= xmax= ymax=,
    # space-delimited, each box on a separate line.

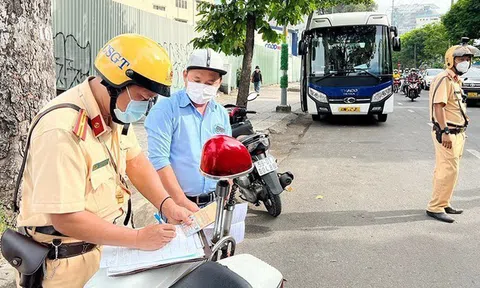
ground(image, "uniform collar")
xmin=78 ymin=77 xmax=110 ymax=138
xmin=178 ymin=89 xmax=218 ymax=111
xmin=446 ymin=68 xmax=460 ymax=82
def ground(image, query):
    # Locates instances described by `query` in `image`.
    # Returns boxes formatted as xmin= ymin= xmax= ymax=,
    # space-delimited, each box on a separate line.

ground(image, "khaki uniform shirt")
xmin=17 ymin=77 xmax=142 ymax=239
xmin=429 ymin=69 xmax=468 ymax=126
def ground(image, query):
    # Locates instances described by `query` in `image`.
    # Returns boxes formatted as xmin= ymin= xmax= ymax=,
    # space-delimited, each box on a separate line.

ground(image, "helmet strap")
xmin=101 ymin=79 xmax=128 ymax=126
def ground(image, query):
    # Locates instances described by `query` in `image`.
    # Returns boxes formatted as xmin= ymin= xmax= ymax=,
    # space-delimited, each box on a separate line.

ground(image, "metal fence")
xmin=52 ymin=0 xmax=301 ymax=92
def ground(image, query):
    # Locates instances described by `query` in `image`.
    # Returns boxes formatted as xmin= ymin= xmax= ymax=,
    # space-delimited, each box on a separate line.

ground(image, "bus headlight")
xmin=372 ymin=86 xmax=393 ymax=102
xmin=309 ymin=88 xmax=328 ymax=103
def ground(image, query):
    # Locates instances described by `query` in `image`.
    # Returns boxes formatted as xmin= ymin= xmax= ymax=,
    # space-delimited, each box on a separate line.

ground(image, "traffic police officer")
xmin=14 ymin=34 xmax=192 ymax=287
xmin=427 ymin=39 xmax=479 ymax=223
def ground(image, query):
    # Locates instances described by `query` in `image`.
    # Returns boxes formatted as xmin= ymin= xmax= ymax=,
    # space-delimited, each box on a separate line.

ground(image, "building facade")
xmin=392 ymin=4 xmax=440 ymax=35
xmin=113 ymin=0 xmax=214 ymax=25
xmin=415 ymin=14 xmax=441 ymax=29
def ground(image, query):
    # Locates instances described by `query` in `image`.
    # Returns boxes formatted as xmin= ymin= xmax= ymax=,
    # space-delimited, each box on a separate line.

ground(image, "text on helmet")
xmin=102 ymin=44 xmax=130 ymax=70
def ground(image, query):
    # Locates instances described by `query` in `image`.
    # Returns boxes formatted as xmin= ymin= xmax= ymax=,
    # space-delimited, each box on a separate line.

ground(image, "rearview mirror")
xmin=298 ymin=40 xmax=307 ymax=55
xmin=247 ymin=91 xmax=259 ymax=101
xmin=393 ymin=37 xmax=401 ymax=52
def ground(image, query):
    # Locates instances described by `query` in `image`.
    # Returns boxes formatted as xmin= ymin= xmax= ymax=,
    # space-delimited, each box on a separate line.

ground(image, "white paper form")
xmin=204 ymin=202 xmax=248 ymax=246
xmin=100 ymin=226 xmax=205 ymax=275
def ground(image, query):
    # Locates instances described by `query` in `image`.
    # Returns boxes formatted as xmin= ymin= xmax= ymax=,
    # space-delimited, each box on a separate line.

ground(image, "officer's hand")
xmin=135 ymin=224 xmax=176 ymax=251
xmin=163 ymin=200 xmax=193 ymax=225
xmin=442 ymin=133 xmax=453 ymax=149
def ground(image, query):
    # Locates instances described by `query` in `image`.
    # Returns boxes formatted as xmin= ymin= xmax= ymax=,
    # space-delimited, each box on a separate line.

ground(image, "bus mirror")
xmin=298 ymin=40 xmax=307 ymax=55
xmin=393 ymin=37 xmax=401 ymax=52
xmin=391 ymin=26 xmax=398 ymax=37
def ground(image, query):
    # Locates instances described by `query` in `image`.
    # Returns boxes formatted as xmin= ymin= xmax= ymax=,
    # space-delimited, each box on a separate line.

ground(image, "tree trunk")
xmin=0 ymin=0 xmax=55 ymax=226
xmin=236 ymin=14 xmax=256 ymax=107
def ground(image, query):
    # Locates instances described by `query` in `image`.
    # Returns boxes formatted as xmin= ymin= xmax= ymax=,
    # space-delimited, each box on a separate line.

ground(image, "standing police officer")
xmin=427 ymin=39 xmax=479 ymax=223
xmin=12 ymin=34 xmax=192 ymax=287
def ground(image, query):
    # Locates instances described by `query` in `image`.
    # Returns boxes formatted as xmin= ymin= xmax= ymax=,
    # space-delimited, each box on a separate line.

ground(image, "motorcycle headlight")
xmin=372 ymin=86 xmax=393 ymax=103
xmin=309 ymin=88 xmax=328 ymax=103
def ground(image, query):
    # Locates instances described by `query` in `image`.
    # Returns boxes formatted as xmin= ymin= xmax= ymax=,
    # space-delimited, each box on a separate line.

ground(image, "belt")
xmin=449 ymin=127 xmax=467 ymax=134
xmin=186 ymin=192 xmax=216 ymax=205
xmin=22 ymin=226 xmax=96 ymax=259
xmin=47 ymin=240 xmax=96 ymax=260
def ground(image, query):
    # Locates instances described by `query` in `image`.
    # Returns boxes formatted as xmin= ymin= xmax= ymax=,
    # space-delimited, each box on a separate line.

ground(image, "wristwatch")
xmin=442 ymin=127 xmax=450 ymax=135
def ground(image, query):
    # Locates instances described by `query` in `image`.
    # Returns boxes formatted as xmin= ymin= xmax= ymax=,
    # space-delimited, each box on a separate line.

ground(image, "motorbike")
xmin=224 ymin=92 xmax=294 ymax=217
xmin=86 ymin=136 xmax=284 ymax=288
xmin=406 ymin=80 xmax=420 ymax=101
xmin=393 ymin=77 xmax=401 ymax=93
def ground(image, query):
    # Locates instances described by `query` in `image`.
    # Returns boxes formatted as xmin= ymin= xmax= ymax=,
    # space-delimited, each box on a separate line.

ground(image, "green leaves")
xmin=392 ymin=23 xmax=449 ymax=69
xmin=442 ymin=0 xmax=480 ymax=42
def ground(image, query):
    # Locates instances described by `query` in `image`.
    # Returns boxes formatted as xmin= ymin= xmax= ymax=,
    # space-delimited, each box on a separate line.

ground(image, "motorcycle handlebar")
xmin=246 ymin=111 xmax=257 ymax=114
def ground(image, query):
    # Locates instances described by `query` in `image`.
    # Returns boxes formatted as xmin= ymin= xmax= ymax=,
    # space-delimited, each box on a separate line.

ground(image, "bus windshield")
xmin=310 ymin=25 xmax=391 ymax=76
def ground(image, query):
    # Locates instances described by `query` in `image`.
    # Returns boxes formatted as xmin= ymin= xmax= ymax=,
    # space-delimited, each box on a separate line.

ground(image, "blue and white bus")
xmin=298 ymin=12 xmax=401 ymax=122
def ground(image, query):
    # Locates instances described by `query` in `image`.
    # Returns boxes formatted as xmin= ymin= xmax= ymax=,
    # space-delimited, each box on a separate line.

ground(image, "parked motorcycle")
xmin=406 ymin=80 xmax=420 ymax=101
xmin=393 ymin=77 xmax=401 ymax=93
xmin=86 ymin=136 xmax=284 ymax=288
xmin=224 ymin=92 xmax=294 ymax=217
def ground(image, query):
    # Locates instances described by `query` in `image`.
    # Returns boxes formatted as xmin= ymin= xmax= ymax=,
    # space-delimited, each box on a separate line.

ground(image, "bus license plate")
xmin=339 ymin=107 xmax=360 ymax=112
xmin=468 ymin=92 xmax=478 ymax=98
xmin=254 ymin=156 xmax=278 ymax=176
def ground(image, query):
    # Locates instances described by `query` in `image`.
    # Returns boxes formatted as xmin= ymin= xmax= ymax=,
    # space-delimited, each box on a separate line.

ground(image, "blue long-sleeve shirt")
xmin=144 ymin=89 xmax=232 ymax=197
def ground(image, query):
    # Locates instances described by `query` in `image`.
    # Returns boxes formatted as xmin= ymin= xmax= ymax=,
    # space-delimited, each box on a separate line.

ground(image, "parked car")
xmin=461 ymin=67 xmax=480 ymax=106
xmin=422 ymin=68 xmax=443 ymax=90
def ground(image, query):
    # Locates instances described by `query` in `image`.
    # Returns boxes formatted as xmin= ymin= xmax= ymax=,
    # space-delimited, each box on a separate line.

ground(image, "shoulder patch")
xmin=72 ymin=109 xmax=88 ymax=141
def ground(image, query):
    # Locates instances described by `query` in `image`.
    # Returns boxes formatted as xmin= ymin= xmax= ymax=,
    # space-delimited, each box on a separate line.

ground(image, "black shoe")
xmin=445 ymin=207 xmax=463 ymax=214
xmin=426 ymin=211 xmax=455 ymax=223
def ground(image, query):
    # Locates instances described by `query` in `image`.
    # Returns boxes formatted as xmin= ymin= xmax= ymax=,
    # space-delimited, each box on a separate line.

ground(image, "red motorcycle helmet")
xmin=200 ymin=135 xmax=253 ymax=180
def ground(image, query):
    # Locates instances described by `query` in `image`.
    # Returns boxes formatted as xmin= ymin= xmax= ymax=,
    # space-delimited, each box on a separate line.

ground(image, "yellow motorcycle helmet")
xmin=94 ymin=33 xmax=173 ymax=97
xmin=445 ymin=37 xmax=480 ymax=69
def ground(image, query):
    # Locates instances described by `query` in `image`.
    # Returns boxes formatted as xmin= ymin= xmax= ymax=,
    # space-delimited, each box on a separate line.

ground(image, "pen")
xmin=154 ymin=213 xmax=165 ymax=224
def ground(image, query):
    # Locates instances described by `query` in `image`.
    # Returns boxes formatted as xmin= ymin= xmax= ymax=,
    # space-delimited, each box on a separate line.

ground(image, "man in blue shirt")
xmin=145 ymin=49 xmax=232 ymax=212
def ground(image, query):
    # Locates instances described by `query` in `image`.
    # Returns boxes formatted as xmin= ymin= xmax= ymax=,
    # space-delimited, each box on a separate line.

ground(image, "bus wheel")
xmin=312 ymin=114 xmax=321 ymax=121
xmin=377 ymin=114 xmax=388 ymax=122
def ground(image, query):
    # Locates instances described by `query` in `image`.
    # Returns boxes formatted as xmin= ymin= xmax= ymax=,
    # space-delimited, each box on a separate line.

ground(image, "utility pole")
xmin=276 ymin=0 xmax=291 ymax=113
xmin=414 ymin=44 xmax=417 ymax=68
xmin=391 ymin=0 xmax=394 ymax=26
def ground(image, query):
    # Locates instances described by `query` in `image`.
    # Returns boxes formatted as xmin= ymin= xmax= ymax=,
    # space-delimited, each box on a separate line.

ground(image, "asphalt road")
xmin=237 ymin=91 xmax=480 ymax=288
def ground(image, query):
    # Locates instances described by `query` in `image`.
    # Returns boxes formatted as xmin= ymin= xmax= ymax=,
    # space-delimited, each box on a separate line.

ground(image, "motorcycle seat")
xmin=170 ymin=261 xmax=252 ymax=288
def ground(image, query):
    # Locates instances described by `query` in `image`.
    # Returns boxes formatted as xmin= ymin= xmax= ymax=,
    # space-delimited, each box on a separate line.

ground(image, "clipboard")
xmin=110 ymin=230 xmax=213 ymax=277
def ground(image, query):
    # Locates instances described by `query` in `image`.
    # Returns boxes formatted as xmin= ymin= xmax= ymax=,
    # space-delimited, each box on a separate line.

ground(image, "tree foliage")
xmin=442 ymin=0 xmax=480 ymax=42
xmin=193 ymin=0 xmax=374 ymax=106
xmin=392 ymin=23 xmax=450 ymax=69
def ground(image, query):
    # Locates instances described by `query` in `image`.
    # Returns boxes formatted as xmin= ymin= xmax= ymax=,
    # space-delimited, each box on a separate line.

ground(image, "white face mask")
xmin=456 ymin=61 xmax=470 ymax=73
xmin=186 ymin=81 xmax=219 ymax=105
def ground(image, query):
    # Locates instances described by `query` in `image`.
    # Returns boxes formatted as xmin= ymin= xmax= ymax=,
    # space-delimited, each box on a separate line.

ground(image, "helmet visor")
xmin=126 ymin=69 xmax=171 ymax=97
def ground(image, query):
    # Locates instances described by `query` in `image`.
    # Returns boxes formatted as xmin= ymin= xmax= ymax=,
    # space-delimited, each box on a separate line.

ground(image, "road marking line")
xmin=427 ymin=123 xmax=433 ymax=127
xmin=408 ymin=109 xmax=415 ymax=113
xmin=467 ymin=149 xmax=480 ymax=159
xmin=397 ymin=102 xmax=403 ymax=105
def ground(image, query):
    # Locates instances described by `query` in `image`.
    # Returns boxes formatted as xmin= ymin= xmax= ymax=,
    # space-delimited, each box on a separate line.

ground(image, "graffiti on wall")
xmin=54 ymin=32 xmax=92 ymax=91
xmin=159 ymin=42 xmax=193 ymax=91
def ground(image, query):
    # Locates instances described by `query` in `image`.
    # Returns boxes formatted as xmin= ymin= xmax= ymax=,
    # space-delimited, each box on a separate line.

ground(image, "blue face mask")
xmin=113 ymin=87 xmax=149 ymax=123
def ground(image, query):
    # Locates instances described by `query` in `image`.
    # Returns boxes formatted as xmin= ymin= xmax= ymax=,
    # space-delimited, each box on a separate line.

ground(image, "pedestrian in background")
xmin=427 ymin=41 xmax=479 ymax=223
xmin=251 ymin=65 xmax=263 ymax=93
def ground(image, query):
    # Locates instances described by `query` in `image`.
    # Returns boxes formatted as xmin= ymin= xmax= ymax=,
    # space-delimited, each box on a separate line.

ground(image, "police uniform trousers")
xmin=427 ymin=131 xmax=466 ymax=213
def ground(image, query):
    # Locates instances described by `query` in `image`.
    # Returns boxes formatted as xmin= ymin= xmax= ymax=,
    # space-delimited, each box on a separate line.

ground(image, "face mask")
xmin=113 ymin=87 xmax=149 ymax=123
xmin=186 ymin=81 xmax=219 ymax=105
xmin=456 ymin=61 xmax=470 ymax=74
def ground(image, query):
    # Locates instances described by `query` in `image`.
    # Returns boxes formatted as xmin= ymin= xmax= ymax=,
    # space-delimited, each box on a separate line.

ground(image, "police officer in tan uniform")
xmin=427 ymin=39 xmax=479 ymax=223
xmin=12 ymin=34 xmax=193 ymax=287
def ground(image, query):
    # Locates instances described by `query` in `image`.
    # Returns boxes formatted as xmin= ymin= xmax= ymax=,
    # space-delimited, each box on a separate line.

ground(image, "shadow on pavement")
xmin=312 ymin=115 xmax=383 ymax=127
xmin=245 ymin=209 xmax=428 ymax=238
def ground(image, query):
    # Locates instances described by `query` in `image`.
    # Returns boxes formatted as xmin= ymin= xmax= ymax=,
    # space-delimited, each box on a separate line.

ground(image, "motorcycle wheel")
xmin=263 ymin=188 xmax=282 ymax=217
